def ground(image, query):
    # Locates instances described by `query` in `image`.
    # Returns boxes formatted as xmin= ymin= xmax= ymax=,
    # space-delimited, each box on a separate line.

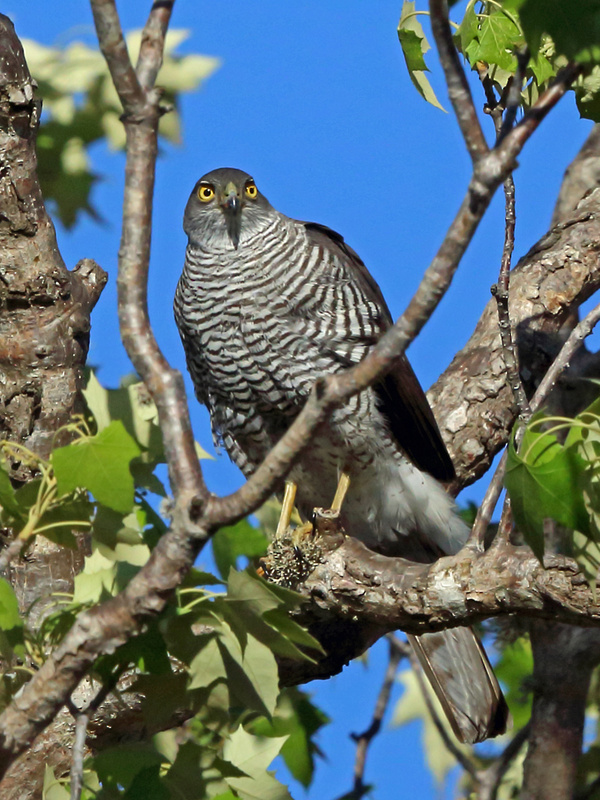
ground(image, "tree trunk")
xmin=0 ymin=14 xmax=106 ymax=798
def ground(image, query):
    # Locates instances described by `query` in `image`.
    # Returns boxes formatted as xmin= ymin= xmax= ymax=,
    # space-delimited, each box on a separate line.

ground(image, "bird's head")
xmin=183 ymin=167 xmax=273 ymax=250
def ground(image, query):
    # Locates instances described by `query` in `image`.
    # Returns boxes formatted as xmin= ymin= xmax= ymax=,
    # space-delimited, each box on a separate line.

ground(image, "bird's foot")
xmin=275 ymin=480 xmax=298 ymax=538
xmin=331 ymin=471 xmax=350 ymax=512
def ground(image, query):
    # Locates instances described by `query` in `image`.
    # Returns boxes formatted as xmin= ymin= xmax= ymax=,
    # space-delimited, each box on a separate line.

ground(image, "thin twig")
xmin=495 ymin=494 xmax=513 ymax=546
xmin=69 ymin=710 xmax=89 ymax=800
xmin=136 ymin=0 xmax=175 ymax=90
xmin=469 ymin=451 xmax=507 ymax=548
xmin=352 ymin=635 xmax=405 ymax=794
xmin=528 ymin=299 xmax=600 ymax=416
xmin=90 ymin=0 xmax=205 ymax=502
xmin=498 ymin=49 xmax=530 ymax=142
xmin=429 ymin=0 xmax=489 ymax=163
xmin=89 ymin=0 xmax=145 ymax=112
xmin=492 ymin=170 xmax=531 ymax=419
xmin=405 ymin=639 xmax=478 ymax=778
xmin=67 ymin=679 xmax=115 ymax=800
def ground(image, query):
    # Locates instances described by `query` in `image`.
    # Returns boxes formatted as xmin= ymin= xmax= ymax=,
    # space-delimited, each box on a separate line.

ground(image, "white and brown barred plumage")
xmin=174 ymin=167 xmax=508 ymax=743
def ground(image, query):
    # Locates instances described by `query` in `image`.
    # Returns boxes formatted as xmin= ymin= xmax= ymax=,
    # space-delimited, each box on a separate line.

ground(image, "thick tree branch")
xmin=292 ymin=536 xmax=600 ymax=635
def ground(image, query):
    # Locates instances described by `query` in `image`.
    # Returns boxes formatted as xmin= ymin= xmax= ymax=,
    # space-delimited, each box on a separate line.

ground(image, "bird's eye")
xmin=198 ymin=184 xmax=215 ymax=202
xmin=245 ymin=182 xmax=258 ymax=199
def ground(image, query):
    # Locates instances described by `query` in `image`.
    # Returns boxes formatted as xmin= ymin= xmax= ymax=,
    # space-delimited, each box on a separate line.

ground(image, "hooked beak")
xmin=220 ymin=181 xmax=241 ymax=249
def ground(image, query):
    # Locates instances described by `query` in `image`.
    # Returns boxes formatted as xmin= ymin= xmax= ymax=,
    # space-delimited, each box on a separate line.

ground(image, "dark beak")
xmin=221 ymin=182 xmax=241 ymax=249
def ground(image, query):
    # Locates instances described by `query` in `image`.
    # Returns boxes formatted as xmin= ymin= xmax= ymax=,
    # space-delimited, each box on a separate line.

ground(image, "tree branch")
xmin=136 ymin=1 xmax=175 ymax=90
xmin=291 ymin=535 xmax=600 ymax=636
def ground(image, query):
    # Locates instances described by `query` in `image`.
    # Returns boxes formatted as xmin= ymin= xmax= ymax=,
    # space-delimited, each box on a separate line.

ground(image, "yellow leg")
xmin=331 ymin=471 xmax=351 ymax=512
xmin=276 ymin=480 xmax=298 ymax=537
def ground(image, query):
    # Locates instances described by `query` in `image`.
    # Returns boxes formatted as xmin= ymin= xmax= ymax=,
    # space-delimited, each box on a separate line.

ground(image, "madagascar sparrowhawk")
xmin=174 ymin=167 xmax=508 ymax=743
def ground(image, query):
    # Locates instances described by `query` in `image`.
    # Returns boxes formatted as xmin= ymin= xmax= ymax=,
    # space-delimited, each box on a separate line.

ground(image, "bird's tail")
xmin=407 ymin=627 xmax=510 ymax=744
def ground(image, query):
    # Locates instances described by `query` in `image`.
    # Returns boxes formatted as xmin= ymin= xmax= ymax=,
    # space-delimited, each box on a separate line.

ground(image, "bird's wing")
xmin=301 ymin=222 xmax=455 ymax=482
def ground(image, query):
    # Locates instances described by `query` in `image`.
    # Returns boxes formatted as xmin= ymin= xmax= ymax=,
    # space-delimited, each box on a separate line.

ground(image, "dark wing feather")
xmin=304 ymin=222 xmax=455 ymax=482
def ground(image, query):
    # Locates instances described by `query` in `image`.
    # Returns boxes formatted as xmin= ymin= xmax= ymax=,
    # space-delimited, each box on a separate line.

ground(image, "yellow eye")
xmin=198 ymin=184 xmax=215 ymax=202
xmin=245 ymin=182 xmax=258 ymax=199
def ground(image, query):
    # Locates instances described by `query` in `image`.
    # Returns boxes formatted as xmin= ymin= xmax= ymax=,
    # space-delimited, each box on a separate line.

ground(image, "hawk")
xmin=174 ymin=167 xmax=508 ymax=743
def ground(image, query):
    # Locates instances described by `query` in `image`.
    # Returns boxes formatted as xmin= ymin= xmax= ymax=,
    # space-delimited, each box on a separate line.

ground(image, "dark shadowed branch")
xmin=477 ymin=723 xmax=531 ymax=800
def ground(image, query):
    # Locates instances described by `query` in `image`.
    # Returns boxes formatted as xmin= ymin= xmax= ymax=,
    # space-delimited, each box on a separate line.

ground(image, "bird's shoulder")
xmin=299 ymin=221 xmax=394 ymax=326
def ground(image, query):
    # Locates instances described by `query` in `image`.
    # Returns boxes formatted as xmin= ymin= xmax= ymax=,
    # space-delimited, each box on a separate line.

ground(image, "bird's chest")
xmin=176 ymin=259 xmax=295 ymax=411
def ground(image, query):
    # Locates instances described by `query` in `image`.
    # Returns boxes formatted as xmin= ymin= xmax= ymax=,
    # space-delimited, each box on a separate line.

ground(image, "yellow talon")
xmin=276 ymin=480 xmax=297 ymax=537
xmin=331 ymin=471 xmax=351 ymax=512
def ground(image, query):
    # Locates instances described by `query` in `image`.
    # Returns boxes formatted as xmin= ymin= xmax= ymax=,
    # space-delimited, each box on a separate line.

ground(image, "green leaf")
xmin=134 ymin=673 xmax=189 ymax=730
xmin=505 ymin=425 xmax=591 ymax=560
xmin=226 ymin=569 xmax=282 ymax=616
xmin=42 ymin=765 xmax=70 ymax=800
xmin=73 ymin=549 xmax=139 ymax=603
xmin=93 ymin=743 xmax=164 ymax=792
xmin=224 ymin=728 xmax=292 ymax=800
xmin=251 ymin=689 xmax=329 ymax=788
xmin=464 ymin=9 xmax=524 ymax=72
xmin=398 ymin=2 xmax=445 ymax=110
xmin=84 ymin=371 xmax=165 ymax=464
xmin=224 ymin=727 xmax=288 ymax=778
xmin=0 ymin=578 xmax=24 ymax=659
xmin=508 ymin=0 xmax=600 ymax=63
xmin=494 ymin=637 xmax=533 ymax=730
xmin=218 ymin=625 xmax=280 ymax=718
xmin=52 ymin=421 xmax=141 ymax=513
xmin=188 ymin=634 xmax=228 ymax=690
xmin=212 ymin=520 xmax=268 ymax=579
xmin=122 ymin=765 xmax=169 ymax=800
xmin=575 ymin=66 xmax=600 ymax=122
xmin=0 ymin=462 xmax=23 ymax=520
xmin=36 ymin=495 xmax=94 ymax=548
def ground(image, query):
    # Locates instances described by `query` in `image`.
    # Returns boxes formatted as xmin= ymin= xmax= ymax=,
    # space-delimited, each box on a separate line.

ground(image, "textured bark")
xmin=0 ymin=13 xmax=106 ymax=799
xmin=520 ymin=624 xmax=600 ymax=800
xmin=0 ymin=13 xmax=106 ymax=622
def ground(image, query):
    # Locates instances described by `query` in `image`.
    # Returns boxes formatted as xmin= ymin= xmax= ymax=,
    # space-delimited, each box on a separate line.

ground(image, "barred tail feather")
xmin=407 ymin=628 xmax=510 ymax=744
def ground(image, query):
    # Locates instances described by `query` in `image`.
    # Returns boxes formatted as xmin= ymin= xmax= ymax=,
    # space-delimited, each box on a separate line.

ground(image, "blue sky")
xmin=8 ymin=1 xmax=595 ymax=798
